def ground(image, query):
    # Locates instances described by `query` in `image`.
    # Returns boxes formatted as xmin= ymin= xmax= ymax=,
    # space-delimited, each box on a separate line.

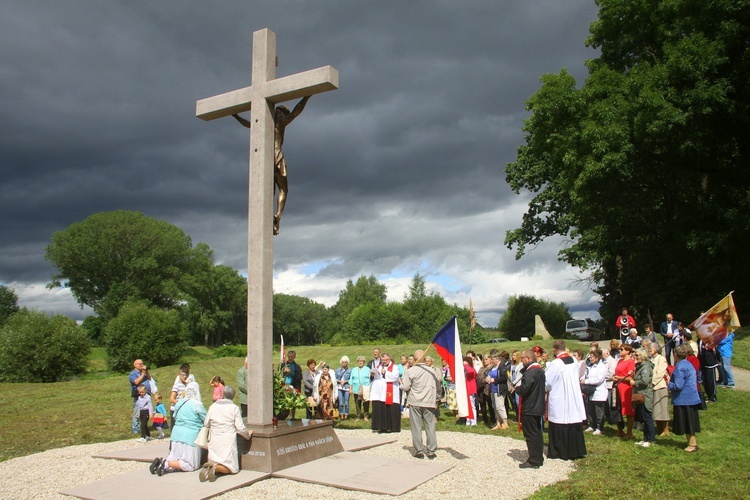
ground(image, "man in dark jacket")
xmin=515 ymin=349 xmax=546 ymax=469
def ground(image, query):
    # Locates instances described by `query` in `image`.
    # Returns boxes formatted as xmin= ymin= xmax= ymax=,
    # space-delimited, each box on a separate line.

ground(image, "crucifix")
xmin=196 ymin=29 xmax=338 ymax=428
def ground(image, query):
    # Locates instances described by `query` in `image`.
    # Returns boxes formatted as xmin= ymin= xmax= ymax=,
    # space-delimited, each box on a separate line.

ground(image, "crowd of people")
xmin=126 ymin=316 xmax=736 ymax=473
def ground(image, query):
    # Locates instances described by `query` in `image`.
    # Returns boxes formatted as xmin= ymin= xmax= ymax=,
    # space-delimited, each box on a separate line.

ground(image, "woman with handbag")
xmin=631 ymin=348 xmax=655 ymax=447
xmin=199 ymin=386 xmax=252 ymax=482
xmin=350 ymin=356 xmax=371 ymax=421
xmin=150 ymin=381 xmax=206 ymax=476
xmin=646 ymin=341 xmax=671 ymax=436
xmin=613 ymin=344 xmax=636 ymax=439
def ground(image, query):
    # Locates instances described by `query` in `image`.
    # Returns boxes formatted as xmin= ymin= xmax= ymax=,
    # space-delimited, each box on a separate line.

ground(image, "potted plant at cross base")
xmin=273 ymin=370 xmax=307 ymax=420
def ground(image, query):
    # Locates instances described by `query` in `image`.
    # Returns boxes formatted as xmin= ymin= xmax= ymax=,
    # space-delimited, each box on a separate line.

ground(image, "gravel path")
xmin=730 ymin=366 xmax=749 ymax=391
xmin=0 ymin=429 xmax=576 ymax=499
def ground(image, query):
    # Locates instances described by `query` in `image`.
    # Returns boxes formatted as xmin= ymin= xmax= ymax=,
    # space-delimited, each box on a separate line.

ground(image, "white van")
xmin=565 ymin=318 xmax=601 ymax=341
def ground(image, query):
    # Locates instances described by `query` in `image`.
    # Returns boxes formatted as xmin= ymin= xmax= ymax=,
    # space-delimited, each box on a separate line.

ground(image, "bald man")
xmin=129 ymin=359 xmax=151 ymax=434
xmin=402 ymin=349 xmax=442 ymax=459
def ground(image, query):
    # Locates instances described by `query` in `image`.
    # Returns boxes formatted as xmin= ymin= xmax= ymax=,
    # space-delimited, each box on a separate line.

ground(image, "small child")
xmin=152 ymin=392 xmax=168 ymax=439
xmin=210 ymin=375 xmax=225 ymax=402
xmin=135 ymin=384 xmax=153 ymax=442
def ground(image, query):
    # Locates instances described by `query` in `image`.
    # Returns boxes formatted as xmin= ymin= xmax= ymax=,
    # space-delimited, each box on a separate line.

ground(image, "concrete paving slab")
xmin=91 ymin=433 xmax=392 ymax=466
xmin=338 ymin=435 xmax=397 ymax=452
xmin=91 ymin=440 xmax=170 ymax=462
xmin=273 ymin=451 xmax=453 ymax=496
xmin=59 ymin=467 xmax=269 ymax=500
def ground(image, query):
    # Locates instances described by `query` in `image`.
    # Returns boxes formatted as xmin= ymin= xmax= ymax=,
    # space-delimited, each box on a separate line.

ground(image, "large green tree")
xmin=273 ymin=293 xmax=327 ymax=346
xmin=319 ymin=275 xmax=387 ymax=342
xmin=0 ymin=285 xmax=19 ymax=325
xmin=45 ymin=211 xmax=196 ymax=320
xmin=505 ymin=0 xmax=750 ymax=323
xmin=403 ymin=273 xmax=454 ymax=343
xmin=180 ymin=243 xmax=247 ymax=346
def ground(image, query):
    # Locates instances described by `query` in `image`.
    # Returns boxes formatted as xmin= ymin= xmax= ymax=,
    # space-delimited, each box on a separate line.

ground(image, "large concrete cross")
xmin=196 ymin=29 xmax=338 ymax=427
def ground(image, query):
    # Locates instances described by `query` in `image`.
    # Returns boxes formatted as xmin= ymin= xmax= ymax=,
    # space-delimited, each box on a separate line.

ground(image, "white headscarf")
xmin=184 ymin=381 xmax=202 ymax=402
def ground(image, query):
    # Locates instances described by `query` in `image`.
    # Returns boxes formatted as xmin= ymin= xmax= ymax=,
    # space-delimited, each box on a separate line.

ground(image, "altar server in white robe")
xmin=545 ymin=339 xmax=587 ymax=460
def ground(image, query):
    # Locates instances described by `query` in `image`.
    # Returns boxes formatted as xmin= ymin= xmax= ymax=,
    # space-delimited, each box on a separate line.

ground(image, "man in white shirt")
xmin=660 ymin=313 xmax=679 ymax=364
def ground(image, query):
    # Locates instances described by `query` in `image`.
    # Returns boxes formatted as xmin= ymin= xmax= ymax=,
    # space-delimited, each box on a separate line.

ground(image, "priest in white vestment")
xmin=370 ymin=353 xmax=402 ymax=433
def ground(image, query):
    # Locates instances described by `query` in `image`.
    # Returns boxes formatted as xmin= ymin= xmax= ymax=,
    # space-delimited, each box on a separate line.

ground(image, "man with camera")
xmin=129 ymin=359 xmax=152 ymax=434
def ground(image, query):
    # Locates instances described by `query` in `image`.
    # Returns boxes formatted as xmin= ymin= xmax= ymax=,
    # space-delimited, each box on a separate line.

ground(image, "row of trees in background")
xmin=36 ymin=210 xmax=483 ymax=373
xmin=3 ymin=209 xmax=579 ymax=380
xmin=272 ymin=274 xmax=481 ymax=346
xmin=6 ymin=208 xmax=586 ymax=381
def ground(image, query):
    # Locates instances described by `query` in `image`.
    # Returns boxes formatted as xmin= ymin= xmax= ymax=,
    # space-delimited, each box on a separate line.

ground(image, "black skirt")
xmin=371 ymin=400 xmax=401 ymax=433
xmin=547 ymin=421 xmax=587 ymax=460
xmin=672 ymin=405 xmax=701 ymax=435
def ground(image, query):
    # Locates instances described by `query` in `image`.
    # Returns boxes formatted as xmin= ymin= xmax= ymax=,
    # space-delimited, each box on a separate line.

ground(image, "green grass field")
xmin=1 ymin=335 xmax=748 ymax=498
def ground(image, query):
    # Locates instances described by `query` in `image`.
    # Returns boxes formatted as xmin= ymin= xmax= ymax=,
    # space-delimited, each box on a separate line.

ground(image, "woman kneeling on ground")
xmin=150 ymin=382 xmax=205 ymax=476
xmin=199 ymin=386 xmax=253 ymax=481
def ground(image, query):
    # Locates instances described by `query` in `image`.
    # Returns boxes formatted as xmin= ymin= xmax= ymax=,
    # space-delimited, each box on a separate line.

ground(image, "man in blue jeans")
xmin=129 ymin=359 xmax=152 ymax=434
xmin=717 ymin=333 xmax=735 ymax=388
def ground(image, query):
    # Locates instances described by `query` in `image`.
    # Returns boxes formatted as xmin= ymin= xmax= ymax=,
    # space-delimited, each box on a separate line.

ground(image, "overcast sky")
xmin=1 ymin=0 xmax=603 ymax=328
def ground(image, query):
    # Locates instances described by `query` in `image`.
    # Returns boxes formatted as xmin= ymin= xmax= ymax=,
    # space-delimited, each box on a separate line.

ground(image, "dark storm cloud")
xmin=0 ymin=0 xmax=601 ymax=324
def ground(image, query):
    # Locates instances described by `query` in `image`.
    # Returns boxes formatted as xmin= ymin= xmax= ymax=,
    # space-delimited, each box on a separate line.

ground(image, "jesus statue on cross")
xmin=231 ymin=95 xmax=310 ymax=235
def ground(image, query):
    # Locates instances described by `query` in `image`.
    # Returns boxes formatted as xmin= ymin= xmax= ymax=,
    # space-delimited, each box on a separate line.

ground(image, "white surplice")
xmin=545 ymin=354 xmax=587 ymax=424
xmin=369 ymin=362 xmax=401 ymax=403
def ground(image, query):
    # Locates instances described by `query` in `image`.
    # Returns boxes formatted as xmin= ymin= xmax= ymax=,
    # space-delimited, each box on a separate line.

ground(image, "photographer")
xmin=129 ymin=359 xmax=152 ymax=435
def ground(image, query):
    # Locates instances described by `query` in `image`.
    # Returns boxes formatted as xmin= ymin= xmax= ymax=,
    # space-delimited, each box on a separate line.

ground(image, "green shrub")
xmin=104 ymin=301 xmax=188 ymax=372
xmin=0 ymin=310 xmax=90 ymax=382
xmin=213 ymin=344 xmax=247 ymax=358
xmin=532 ymin=334 xmax=544 ymax=341
xmin=81 ymin=315 xmax=106 ymax=346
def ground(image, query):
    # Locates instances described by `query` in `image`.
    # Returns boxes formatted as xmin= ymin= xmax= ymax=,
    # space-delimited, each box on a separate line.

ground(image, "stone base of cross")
xmin=196 ymin=29 xmax=340 ymax=472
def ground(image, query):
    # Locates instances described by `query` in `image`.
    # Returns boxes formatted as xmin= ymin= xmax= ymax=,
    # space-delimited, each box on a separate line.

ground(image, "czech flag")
xmin=432 ymin=316 xmax=474 ymax=419
xmin=279 ymin=335 xmax=286 ymax=366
